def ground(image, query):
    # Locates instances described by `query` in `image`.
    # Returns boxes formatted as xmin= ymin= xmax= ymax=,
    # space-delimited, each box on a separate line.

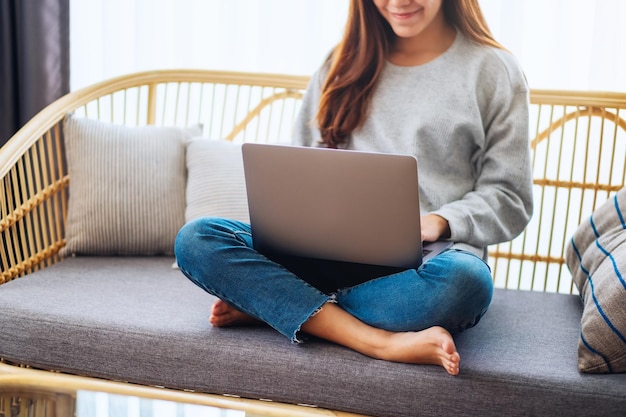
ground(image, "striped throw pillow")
xmin=566 ymin=187 xmax=626 ymax=373
xmin=61 ymin=115 xmax=201 ymax=256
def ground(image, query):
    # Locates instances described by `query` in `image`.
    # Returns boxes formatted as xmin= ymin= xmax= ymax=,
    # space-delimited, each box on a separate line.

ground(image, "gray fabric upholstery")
xmin=1 ymin=257 xmax=625 ymax=417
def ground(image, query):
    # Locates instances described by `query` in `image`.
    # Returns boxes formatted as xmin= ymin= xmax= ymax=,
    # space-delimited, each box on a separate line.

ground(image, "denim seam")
xmin=231 ymin=230 xmax=252 ymax=243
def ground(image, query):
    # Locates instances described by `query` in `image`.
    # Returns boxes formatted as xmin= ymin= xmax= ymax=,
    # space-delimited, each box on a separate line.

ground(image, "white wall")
xmin=70 ymin=0 xmax=349 ymax=90
xmin=70 ymin=0 xmax=626 ymax=92
xmin=481 ymin=0 xmax=626 ymax=91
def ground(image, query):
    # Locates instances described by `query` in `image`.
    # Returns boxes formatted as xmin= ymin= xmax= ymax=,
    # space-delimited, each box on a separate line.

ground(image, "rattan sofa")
xmin=1 ymin=70 xmax=625 ymax=417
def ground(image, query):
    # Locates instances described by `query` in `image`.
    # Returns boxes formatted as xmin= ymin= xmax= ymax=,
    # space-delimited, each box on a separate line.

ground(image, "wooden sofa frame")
xmin=1 ymin=70 xmax=626 ymax=415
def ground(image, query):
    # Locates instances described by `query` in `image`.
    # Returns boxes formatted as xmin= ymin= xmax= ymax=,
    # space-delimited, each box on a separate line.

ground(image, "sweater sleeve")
xmin=432 ymin=55 xmax=534 ymax=249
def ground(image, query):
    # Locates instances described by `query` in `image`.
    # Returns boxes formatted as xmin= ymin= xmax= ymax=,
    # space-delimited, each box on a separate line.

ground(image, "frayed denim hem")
xmin=291 ymin=294 xmax=337 ymax=343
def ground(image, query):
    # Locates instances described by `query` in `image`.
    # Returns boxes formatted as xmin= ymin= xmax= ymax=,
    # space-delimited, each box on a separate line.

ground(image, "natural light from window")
xmin=70 ymin=0 xmax=626 ymax=92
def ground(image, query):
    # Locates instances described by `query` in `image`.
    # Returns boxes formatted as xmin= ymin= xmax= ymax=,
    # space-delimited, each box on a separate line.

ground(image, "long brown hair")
xmin=317 ymin=0 xmax=502 ymax=148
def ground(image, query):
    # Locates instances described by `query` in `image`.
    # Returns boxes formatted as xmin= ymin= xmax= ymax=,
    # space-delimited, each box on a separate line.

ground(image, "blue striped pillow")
xmin=566 ymin=187 xmax=626 ymax=373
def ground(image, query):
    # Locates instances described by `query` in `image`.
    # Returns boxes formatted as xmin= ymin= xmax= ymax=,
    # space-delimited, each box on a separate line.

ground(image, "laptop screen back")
xmin=241 ymin=143 xmax=424 ymax=269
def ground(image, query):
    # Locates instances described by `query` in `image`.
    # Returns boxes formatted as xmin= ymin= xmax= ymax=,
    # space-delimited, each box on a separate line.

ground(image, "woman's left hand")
xmin=421 ymin=214 xmax=451 ymax=242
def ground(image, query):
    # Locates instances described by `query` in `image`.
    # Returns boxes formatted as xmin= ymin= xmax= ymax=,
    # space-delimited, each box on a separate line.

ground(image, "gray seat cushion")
xmin=1 ymin=257 xmax=625 ymax=417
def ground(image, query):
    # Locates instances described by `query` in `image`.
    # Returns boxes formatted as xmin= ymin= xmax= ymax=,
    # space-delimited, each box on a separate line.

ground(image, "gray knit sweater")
xmin=292 ymin=32 xmax=533 ymax=259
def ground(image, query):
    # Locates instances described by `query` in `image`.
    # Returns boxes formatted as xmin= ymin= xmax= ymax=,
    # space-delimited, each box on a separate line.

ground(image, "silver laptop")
xmin=241 ymin=143 xmax=452 ymax=269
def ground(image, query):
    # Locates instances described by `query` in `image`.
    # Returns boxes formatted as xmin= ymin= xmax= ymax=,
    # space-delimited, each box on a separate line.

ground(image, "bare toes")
xmin=209 ymin=300 xmax=261 ymax=327
xmin=444 ymin=352 xmax=460 ymax=376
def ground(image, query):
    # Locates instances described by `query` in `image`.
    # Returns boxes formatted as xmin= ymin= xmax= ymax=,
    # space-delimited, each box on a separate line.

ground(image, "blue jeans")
xmin=175 ymin=217 xmax=493 ymax=342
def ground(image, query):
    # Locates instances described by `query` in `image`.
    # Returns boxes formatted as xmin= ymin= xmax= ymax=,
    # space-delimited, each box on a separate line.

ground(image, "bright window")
xmin=70 ymin=0 xmax=626 ymax=92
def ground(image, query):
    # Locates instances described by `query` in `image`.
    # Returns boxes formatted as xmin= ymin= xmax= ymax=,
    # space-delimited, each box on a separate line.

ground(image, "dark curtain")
xmin=0 ymin=0 xmax=70 ymax=146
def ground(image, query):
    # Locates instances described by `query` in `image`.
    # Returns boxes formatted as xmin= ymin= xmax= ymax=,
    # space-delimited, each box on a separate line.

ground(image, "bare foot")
xmin=209 ymin=299 xmax=262 ymax=327
xmin=302 ymin=303 xmax=461 ymax=375
xmin=375 ymin=326 xmax=460 ymax=376
xmin=211 ymin=300 xmax=459 ymax=375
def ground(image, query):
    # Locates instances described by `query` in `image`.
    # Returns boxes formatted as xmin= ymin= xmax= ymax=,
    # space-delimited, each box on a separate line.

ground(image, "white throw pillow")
xmin=184 ymin=138 xmax=250 ymax=224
